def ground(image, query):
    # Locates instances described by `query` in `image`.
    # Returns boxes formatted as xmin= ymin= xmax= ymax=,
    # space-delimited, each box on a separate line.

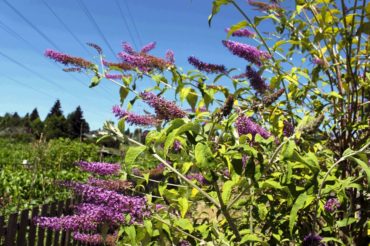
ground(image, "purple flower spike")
xmin=122 ymin=42 xmax=136 ymax=55
xmin=140 ymin=42 xmax=156 ymax=53
xmin=235 ymin=115 xmax=271 ymax=139
xmin=188 ymin=56 xmax=227 ymax=74
xmin=246 ymin=66 xmax=268 ymax=94
xmin=86 ymin=43 xmax=102 ymax=54
xmin=186 ymin=172 xmax=208 ymax=185
xmin=222 ymin=40 xmax=271 ymax=66
xmin=225 ymin=28 xmax=256 ymax=38
xmin=77 ymin=161 xmax=121 ymax=176
xmin=165 ymin=50 xmax=175 ymax=63
xmin=302 ymin=233 xmax=324 ymax=246
xmin=283 ymin=120 xmax=294 ymax=137
xmin=140 ymin=92 xmax=187 ymax=120
xmin=112 ymin=105 xmax=159 ymax=126
xmin=105 ymin=74 xmax=124 ymax=80
xmin=35 ymin=214 xmax=98 ymax=231
xmin=45 ymin=49 xmax=94 ymax=69
xmin=324 ymin=198 xmax=340 ymax=213
xmin=73 ymin=232 xmax=116 ymax=246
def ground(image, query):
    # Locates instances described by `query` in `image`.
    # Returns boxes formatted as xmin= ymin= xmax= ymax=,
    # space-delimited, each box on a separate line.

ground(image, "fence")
xmin=0 ymin=198 xmax=83 ymax=246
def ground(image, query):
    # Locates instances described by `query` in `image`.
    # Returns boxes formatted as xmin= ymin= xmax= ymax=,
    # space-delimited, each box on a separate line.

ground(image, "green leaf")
xmin=357 ymin=22 xmax=370 ymax=35
xmin=195 ymin=142 xmax=215 ymax=168
xmin=281 ymin=140 xmax=295 ymax=160
xmin=240 ymin=234 xmax=263 ymax=244
xmin=174 ymin=218 xmax=194 ymax=232
xmin=336 ymin=217 xmax=357 ymax=227
xmin=144 ymin=220 xmax=153 ymax=236
xmin=125 ymin=146 xmax=147 ymax=165
xmin=321 ymin=237 xmax=345 ymax=245
xmin=120 ymin=86 xmax=129 ymax=104
xmin=289 ymin=192 xmax=308 ymax=236
xmin=178 ymin=197 xmax=189 ymax=218
xmin=208 ymin=0 xmax=231 ymax=26
xmin=89 ymin=76 xmax=102 ymax=88
xmin=222 ymin=180 xmax=235 ymax=204
xmin=226 ymin=20 xmax=247 ymax=38
xmin=186 ymin=88 xmax=198 ymax=111
xmin=125 ymin=225 xmax=137 ymax=245
xmin=347 ymin=157 xmax=370 ymax=190
xmin=117 ymin=118 xmax=125 ymax=134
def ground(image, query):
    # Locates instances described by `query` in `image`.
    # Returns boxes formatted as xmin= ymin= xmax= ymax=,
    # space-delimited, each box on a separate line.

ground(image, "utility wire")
xmin=122 ymin=1 xmax=143 ymax=47
xmin=0 ymin=16 xmax=116 ymax=103
xmin=3 ymin=0 xmax=62 ymax=51
xmin=0 ymin=73 xmax=55 ymax=99
xmin=76 ymin=0 xmax=117 ymax=58
xmin=40 ymin=0 xmax=93 ymax=57
xmin=114 ymin=0 xmax=139 ymax=50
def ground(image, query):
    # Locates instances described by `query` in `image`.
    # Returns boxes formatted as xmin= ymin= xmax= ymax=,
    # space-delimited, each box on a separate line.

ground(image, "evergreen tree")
xmin=29 ymin=108 xmax=40 ymax=121
xmin=46 ymin=99 xmax=63 ymax=119
xmin=66 ymin=106 xmax=90 ymax=139
xmin=43 ymin=100 xmax=67 ymax=139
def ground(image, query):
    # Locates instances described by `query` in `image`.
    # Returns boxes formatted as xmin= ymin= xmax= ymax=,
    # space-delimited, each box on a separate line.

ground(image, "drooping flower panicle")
xmin=236 ymin=115 xmax=271 ymax=139
xmin=302 ymin=233 xmax=324 ymax=246
xmin=165 ymin=50 xmax=175 ymax=63
xmin=86 ymin=42 xmax=103 ymax=54
xmin=140 ymin=92 xmax=187 ymax=120
xmin=225 ymin=28 xmax=256 ymax=38
xmin=222 ymin=40 xmax=271 ymax=66
xmin=283 ymin=120 xmax=294 ymax=137
xmin=188 ymin=56 xmax=227 ymax=74
xmin=246 ymin=66 xmax=268 ymax=94
xmin=76 ymin=161 xmax=121 ymax=176
xmin=221 ymin=94 xmax=234 ymax=117
xmin=45 ymin=49 xmax=95 ymax=70
xmin=262 ymin=88 xmax=284 ymax=106
xmin=112 ymin=105 xmax=159 ymax=126
xmin=140 ymin=42 xmax=156 ymax=53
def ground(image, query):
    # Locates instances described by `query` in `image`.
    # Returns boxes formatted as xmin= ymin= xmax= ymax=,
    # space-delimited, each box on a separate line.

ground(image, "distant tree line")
xmin=0 ymin=99 xmax=90 ymax=140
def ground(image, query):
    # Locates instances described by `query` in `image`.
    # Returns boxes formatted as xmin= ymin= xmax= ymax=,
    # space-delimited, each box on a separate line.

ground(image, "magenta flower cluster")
xmin=246 ymin=66 xmax=268 ymax=94
xmin=302 ymin=233 xmax=324 ymax=246
xmin=324 ymin=198 xmax=340 ymax=213
xmin=188 ymin=56 xmax=227 ymax=74
xmin=45 ymin=49 xmax=95 ymax=70
xmin=140 ymin=41 xmax=156 ymax=53
xmin=77 ymin=161 xmax=121 ymax=175
xmin=222 ymin=40 xmax=271 ymax=66
xmin=235 ymin=115 xmax=271 ymax=139
xmin=186 ymin=172 xmax=208 ymax=185
xmin=112 ymin=105 xmax=159 ymax=126
xmin=140 ymin=91 xmax=187 ymax=120
xmin=225 ymin=28 xmax=255 ymax=38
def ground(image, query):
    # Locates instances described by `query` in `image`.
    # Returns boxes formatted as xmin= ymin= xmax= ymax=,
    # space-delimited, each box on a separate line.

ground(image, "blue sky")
xmin=0 ymin=0 xmax=271 ymax=129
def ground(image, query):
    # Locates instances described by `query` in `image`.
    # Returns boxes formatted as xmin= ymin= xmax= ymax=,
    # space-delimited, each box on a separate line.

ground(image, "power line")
xmin=76 ymin=0 xmax=117 ymax=58
xmin=114 ymin=0 xmax=139 ymax=50
xmin=122 ymin=1 xmax=143 ymax=47
xmin=40 ymin=0 xmax=94 ymax=57
xmin=3 ymin=0 xmax=62 ymax=51
xmin=0 ymin=17 xmax=116 ymax=104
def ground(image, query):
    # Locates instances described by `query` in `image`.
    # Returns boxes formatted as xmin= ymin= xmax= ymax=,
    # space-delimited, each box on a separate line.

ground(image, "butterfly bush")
xmin=77 ymin=161 xmax=121 ymax=175
xmin=40 ymin=1 xmax=370 ymax=244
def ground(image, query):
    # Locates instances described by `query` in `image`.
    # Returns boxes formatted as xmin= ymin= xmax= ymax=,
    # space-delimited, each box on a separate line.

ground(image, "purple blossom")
xmin=283 ymin=120 xmax=294 ymax=137
xmin=248 ymin=0 xmax=280 ymax=11
xmin=140 ymin=91 xmax=187 ymax=120
xmin=131 ymin=167 xmax=142 ymax=176
xmin=62 ymin=67 xmax=82 ymax=73
xmin=77 ymin=161 xmax=121 ymax=176
xmin=188 ymin=56 xmax=227 ymax=74
xmin=155 ymin=204 xmax=165 ymax=211
xmin=173 ymin=140 xmax=182 ymax=152
xmin=69 ymin=183 xmax=150 ymax=223
xmin=165 ymin=50 xmax=175 ymax=63
xmin=186 ymin=172 xmax=208 ymax=185
xmin=118 ymin=53 xmax=151 ymax=72
xmin=87 ymin=177 xmax=133 ymax=192
xmin=122 ymin=42 xmax=136 ymax=55
xmin=235 ymin=115 xmax=271 ymax=139
xmin=232 ymin=73 xmax=247 ymax=79
xmin=225 ymin=28 xmax=255 ymax=37
xmin=140 ymin=41 xmax=156 ymax=53
xmin=179 ymin=240 xmax=192 ymax=246
xmin=324 ymin=198 xmax=340 ymax=213
xmin=35 ymin=214 xmax=98 ymax=231
xmin=222 ymin=40 xmax=271 ymax=66
xmin=112 ymin=105 xmax=159 ymax=126
xmin=302 ymin=233 xmax=324 ymax=246
xmin=86 ymin=42 xmax=102 ymax=54
xmin=312 ymin=57 xmax=327 ymax=67
xmin=105 ymin=73 xmax=125 ymax=80
xmin=246 ymin=66 xmax=268 ymax=94
xmin=74 ymin=203 xmax=124 ymax=224
xmin=73 ymin=233 xmax=102 ymax=245
xmin=44 ymin=49 xmax=94 ymax=69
